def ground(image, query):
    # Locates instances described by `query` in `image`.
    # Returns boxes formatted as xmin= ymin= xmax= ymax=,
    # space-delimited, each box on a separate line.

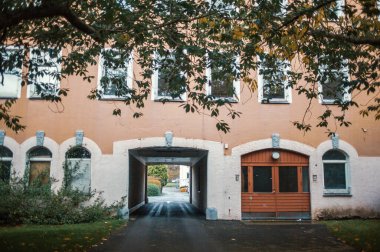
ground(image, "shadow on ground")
xmin=91 ymin=201 xmax=356 ymax=252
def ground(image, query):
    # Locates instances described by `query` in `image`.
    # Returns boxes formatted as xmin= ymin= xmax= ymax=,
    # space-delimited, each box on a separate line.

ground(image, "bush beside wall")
xmin=0 ymin=178 xmax=122 ymax=225
xmin=147 ymin=184 xmax=161 ymax=196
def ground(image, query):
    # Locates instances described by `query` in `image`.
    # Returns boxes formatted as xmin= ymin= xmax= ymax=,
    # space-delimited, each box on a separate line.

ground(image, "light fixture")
xmin=272 ymin=151 xmax=280 ymax=160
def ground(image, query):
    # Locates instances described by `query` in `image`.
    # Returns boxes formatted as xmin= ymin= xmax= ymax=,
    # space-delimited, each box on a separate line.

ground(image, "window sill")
xmin=323 ymin=193 xmax=352 ymax=197
xmin=321 ymin=100 xmax=340 ymax=105
xmin=100 ymin=96 xmax=129 ymax=101
xmin=153 ymin=97 xmax=185 ymax=102
xmin=209 ymin=97 xmax=239 ymax=103
xmin=0 ymin=96 xmax=19 ymax=99
xmin=261 ymin=99 xmax=290 ymax=104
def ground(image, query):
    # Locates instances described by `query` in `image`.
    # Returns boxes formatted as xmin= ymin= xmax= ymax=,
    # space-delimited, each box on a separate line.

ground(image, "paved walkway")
xmin=90 ymin=201 xmax=356 ymax=252
xmin=148 ymin=186 xmax=189 ymax=203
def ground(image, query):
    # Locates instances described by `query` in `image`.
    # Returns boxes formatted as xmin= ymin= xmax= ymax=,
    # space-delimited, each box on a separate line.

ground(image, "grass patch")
xmin=0 ymin=219 xmax=126 ymax=252
xmin=165 ymin=182 xmax=178 ymax=187
xmin=323 ymin=219 xmax=380 ymax=252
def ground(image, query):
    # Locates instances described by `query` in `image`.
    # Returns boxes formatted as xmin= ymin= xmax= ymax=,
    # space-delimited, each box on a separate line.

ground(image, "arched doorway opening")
xmin=241 ymin=149 xmax=310 ymax=220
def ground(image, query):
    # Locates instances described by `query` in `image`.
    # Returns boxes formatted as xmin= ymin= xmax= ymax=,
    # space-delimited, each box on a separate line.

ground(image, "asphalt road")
xmin=90 ymin=201 xmax=356 ymax=252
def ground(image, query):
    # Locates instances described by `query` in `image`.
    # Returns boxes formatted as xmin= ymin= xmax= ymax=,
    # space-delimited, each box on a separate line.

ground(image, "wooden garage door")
xmin=241 ymin=149 xmax=310 ymax=219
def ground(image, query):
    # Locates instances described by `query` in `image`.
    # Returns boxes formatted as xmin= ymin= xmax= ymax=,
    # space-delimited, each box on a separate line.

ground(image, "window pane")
xmin=0 ymin=146 xmax=13 ymax=158
xmin=323 ymin=150 xmax=346 ymax=160
xmin=260 ymin=55 xmax=288 ymax=100
xmin=324 ymin=163 xmax=346 ymax=189
xmin=101 ymin=49 xmax=130 ymax=97
xmin=253 ymin=166 xmax=272 ymax=192
xmin=321 ymin=73 xmax=344 ymax=101
xmin=210 ymin=66 xmax=235 ymax=98
xmin=67 ymin=159 xmax=91 ymax=193
xmin=29 ymin=161 xmax=50 ymax=186
xmin=29 ymin=146 xmax=52 ymax=158
xmin=241 ymin=166 xmax=248 ymax=192
xmin=302 ymin=166 xmax=310 ymax=192
xmin=29 ymin=48 xmax=61 ymax=97
xmin=263 ymin=81 xmax=285 ymax=99
xmin=66 ymin=147 xmax=91 ymax=159
xmin=208 ymin=52 xmax=237 ymax=98
xmin=0 ymin=47 xmax=22 ymax=98
xmin=0 ymin=161 xmax=11 ymax=183
xmin=156 ymin=52 xmax=186 ymax=98
xmin=279 ymin=166 xmax=298 ymax=192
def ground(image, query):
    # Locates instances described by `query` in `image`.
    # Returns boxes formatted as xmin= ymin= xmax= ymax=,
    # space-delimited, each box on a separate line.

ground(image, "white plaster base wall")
xmin=3 ymin=135 xmax=380 ymax=220
xmin=311 ymin=156 xmax=380 ymax=219
xmin=232 ymin=138 xmax=380 ymax=220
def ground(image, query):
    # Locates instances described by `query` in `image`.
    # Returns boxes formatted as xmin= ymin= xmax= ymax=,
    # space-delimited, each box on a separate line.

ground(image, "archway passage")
xmin=128 ymin=147 xmax=208 ymax=217
xmin=241 ymin=149 xmax=311 ymax=220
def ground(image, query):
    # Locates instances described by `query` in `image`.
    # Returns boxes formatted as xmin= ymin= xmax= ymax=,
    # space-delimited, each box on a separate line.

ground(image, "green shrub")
xmin=147 ymin=184 xmax=160 ymax=196
xmin=147 ymin=165 xmax=168 ymax=187
xmin=0 ymin=176 xmax=122 ymax=225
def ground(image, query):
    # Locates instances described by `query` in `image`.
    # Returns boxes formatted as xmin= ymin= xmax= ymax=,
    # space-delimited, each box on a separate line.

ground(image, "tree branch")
xmin=0 ymin=3 xmax=102 ymax=42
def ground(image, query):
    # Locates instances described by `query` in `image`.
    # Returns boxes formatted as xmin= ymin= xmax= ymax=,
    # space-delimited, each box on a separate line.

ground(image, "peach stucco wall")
xmin=1 ymin=58 xmax=379 ymax=156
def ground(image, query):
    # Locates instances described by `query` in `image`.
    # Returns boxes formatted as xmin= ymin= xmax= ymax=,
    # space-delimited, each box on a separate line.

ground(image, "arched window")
xmin=322 ymin=149 xmax=350 ymax=195
xmin=65 ymin=146 xmax=91 ymax=193
xmin=0 ymin=146 xmax=13 ymax=182
xmin=28 ymin=146 xmax=52 ymax=186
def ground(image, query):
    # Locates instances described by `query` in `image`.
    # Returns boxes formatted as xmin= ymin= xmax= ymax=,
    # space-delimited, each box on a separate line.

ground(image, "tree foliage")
xmin=0 ymin=0 xmax=379 ymax=133
xmin=147 ymin=164 xmax=168 ymax=187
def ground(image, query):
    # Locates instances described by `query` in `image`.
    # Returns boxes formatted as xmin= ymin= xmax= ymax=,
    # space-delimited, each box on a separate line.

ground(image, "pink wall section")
xmin=2 ymin=61 xmax=379 ymax=156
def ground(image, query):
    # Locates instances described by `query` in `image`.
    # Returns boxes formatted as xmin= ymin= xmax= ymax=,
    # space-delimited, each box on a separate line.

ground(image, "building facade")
xmin=0 ymin=47 xmax=379 ymax=220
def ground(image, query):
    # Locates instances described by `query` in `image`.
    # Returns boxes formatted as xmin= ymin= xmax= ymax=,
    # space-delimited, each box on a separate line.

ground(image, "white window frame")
xmin=322 ymin=151 xmax=351 ymax=195
xmin=205 ymin=53 xmax=240 ymax=102
xmin=257 ymin=56 xmax=292 ymax=103
xmin=318 ymin=62 xmax=350 ymax=104
xmin=335 ymin=0 xmax=344 ymax=17
xmin=377 ymin=0 xmax=380 ymax=21
xmin=27 ymin=48 xmax=62 ymax=99
xmin=97 ymin=48 xmax=133 ymax=100
xmin=0 ymin=46 xmax=23 ymax=99
xmin=151 ymin=51 xmax=186 ymax=101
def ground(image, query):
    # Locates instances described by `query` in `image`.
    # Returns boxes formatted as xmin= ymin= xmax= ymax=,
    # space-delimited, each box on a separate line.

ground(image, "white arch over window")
xmin=0 ymin=145 xmax=13 ymax=182
xmin=21 ymin=136 xmax=59 ymax=189
xmin=59 ymin=137 xmax=101 ymax=191
xmin=316 ymin=140 xmax=358 ymax=196
xmin=1 ymin=136 xmax=21 ymax=177
xmin=27 ymin=146 xmax=52 ymax=186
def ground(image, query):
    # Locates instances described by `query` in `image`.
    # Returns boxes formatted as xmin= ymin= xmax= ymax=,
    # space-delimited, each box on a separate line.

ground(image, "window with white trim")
xmin=27 ymin=146 xmax=52 ymax=186
xmin=0 ymin=47 xmax=23 ymax=98
xmin=28 ymin=48 xmax=62 ymax=98
xmin=323 ymin=149 xmax=351 ymax=195
xmin=318 ymin=60 xmax=350 ymax=104
xmin=257 ymin=55 xmax=292 ymax=103
xmin=0 ymin=146 xmax=13 ymax=183
xmin=65 ymin=146 xmax=91 ymax=193
xmin=206 ymin=52 xmax=240 ymax=101
xmin=152 ymin=51 xmax=186 ymax=101
xmin=98 ymin=48 xmax=133 ymax=99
